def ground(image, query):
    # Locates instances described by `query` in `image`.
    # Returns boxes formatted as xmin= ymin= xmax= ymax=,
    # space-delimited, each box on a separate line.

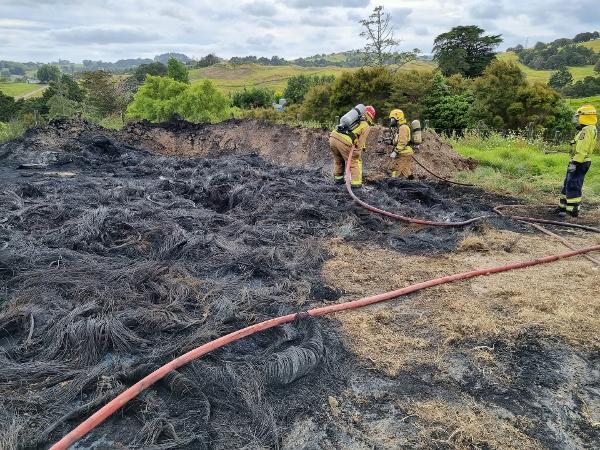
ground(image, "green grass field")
xmin=189 ymin=61 xmax=433 ymax=94
xmin=451 ymin=133 xmax=600 ymax=203
xmin=497 ymin=52 xmax=596 ymax=84
xmin=0 ymin=82 xmax=47 ymax=98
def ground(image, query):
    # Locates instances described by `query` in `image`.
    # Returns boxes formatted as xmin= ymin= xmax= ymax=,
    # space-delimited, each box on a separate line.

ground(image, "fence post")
xmin=34 ymin=110 xmax=40 ymax=127
xmin=554 ymin=131 xmax=560 ymax=143
xmin=335 ymin=116 xmax=340 ymax=126
xmin=424 ymin=119 xmax=429 ymax=130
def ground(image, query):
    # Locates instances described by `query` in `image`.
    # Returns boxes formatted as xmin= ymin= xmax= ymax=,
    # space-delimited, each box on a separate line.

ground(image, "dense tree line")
xmin=292 ymin=62 xmax=572 ymax=134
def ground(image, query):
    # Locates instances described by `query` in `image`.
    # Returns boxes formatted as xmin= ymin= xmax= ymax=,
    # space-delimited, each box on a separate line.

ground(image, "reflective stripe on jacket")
xmin=572 ymin=125 xmax=597 ymax=163
xmin=331 ymin=120 xmax=371 ymax=150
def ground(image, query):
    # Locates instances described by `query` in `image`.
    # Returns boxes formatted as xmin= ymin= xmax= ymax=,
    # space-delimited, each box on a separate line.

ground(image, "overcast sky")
xmin=1 ymin=0 xmax=599 ymax=63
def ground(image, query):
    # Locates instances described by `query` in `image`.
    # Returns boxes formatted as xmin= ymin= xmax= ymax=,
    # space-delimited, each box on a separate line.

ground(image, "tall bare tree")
xmin=359 ymin=6 xmax=417 ymax=68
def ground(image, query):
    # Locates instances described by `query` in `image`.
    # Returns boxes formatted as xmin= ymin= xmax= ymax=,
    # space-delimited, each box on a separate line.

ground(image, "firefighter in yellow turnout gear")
xmin=388 ymin=109 xmax=414 ymax=178
xmin=329 ymin=105 xmax=376 ymax=188
xmin=559 ymin=105 xmax=597 ymax=217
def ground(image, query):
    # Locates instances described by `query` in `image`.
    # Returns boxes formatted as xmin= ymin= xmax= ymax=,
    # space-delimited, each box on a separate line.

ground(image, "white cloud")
xmin=1 ymin=0 xmax=597 ymax=62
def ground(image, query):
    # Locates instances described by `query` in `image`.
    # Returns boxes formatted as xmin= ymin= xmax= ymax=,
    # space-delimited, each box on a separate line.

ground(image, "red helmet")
xmin=364 ymin=105 xmax=376 ymax=122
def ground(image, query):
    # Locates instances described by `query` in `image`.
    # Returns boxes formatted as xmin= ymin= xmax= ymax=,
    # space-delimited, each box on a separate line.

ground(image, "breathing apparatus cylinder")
xmin=339 ymin=104 xmax=366 ymax=130
xmin=411 ymin=120 xmax=422 ymax=145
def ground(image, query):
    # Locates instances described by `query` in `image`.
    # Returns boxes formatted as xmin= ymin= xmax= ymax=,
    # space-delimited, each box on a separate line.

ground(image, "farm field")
xmin=0 ymin=82 xmax=47 ymax=98
xmin=189 ymin=61 xmax=434 ymax=94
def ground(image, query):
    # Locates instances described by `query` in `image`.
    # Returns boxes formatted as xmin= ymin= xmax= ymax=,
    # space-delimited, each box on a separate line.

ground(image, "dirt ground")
xmin=117 ymin=118 xmax=477 ymax=180
xmin=0 ymin=119 xmax=598 ymax=449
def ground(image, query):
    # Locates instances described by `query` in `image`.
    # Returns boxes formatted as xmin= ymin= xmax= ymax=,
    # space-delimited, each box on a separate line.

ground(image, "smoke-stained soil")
xmin=0 ymin=119 xmax=598 ymax=449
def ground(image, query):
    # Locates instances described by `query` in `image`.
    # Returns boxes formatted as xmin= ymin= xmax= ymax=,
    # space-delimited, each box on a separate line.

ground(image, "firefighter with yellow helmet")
xmin=388 ymin=109 xmax=414 ymax=178
xmin=558 ymin=105 xmax=597 ymax=217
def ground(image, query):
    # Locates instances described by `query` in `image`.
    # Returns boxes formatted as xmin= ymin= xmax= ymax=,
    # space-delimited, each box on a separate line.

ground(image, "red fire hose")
xmin=50 ymin=242 xmax=600 ymax=449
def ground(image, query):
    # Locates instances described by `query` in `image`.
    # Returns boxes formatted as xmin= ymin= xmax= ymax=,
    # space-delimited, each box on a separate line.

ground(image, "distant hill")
xmin=154 ymin=53 xmax=192 ymax=64
xmin=188 ymin=60 xmax=434 ymax=94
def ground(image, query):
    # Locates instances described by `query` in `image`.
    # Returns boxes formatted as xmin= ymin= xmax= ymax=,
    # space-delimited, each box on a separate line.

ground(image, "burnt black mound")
xmin=0 ymin=120 xmax=541 ymax=449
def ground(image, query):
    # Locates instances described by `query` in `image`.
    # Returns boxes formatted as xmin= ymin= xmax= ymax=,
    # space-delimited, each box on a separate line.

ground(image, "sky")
xmin=1 ymin=0 xmax=599 ymax=63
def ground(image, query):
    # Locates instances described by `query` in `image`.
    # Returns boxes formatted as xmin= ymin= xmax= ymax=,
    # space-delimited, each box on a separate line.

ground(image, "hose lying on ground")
xmin=493 ymin=205 xmax=600 ymax=266
xmin=347 ymin=148 xmax=490 ymax=227
xmin=50 ymin=242 xmax=600 ymax=449
xmin=351 ymin=146 xmax=599 ymax=233
xmin=411 ymin=154 xmax=475 ymax=187
xmin=493 ymin=205 xmax=600 ymax=233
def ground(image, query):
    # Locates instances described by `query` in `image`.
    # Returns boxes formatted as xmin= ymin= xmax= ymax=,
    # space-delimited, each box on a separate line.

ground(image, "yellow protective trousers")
xmin=390 ymin=154 xmax=413 ymax=178
xmin=329 ymin=135 xmax=363 ymax=186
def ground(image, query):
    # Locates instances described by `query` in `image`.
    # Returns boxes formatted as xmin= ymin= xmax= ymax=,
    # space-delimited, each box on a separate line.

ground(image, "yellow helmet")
xmin=575 ymin=105 xmax=597 ymax=126
xmin=389 ymin=109 xmax=406 ymax=123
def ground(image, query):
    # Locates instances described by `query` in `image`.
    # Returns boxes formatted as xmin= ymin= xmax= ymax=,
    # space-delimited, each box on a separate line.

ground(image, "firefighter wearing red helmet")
xmin=329 ymin=105 xmax=376 ymax=188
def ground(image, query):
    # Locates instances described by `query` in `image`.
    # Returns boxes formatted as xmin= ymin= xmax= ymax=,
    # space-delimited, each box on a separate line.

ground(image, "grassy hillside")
xmin=0 ymin=82 xmax=47 ymax=98
xmin=565 ymin=95 xmax=600 ymax=111
xmin=580 ymin=40 xmax=600 ymax=52
xmin=190 ymin=61 xmax=434 ymax=94
xmin=497 ymin=52 xmax=596 ymax=83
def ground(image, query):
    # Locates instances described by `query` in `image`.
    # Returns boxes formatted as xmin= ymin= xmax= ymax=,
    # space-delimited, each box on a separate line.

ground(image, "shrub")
xmin=127 ymin=76 xmax=229 ymax=123
xmin=283 ymin=74 xmax=335 ymax=104
xmin=232 ymin=87 xmax=273 ymax=109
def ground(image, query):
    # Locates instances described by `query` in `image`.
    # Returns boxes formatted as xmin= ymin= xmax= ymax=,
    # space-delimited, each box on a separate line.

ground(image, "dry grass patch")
xmin=409 ymin=398 xmax=543 ymax=450
xmin=323 ymin=229 xmax=600 ymax=375
xmin=336 ymin=308 xmax=434 ymax=376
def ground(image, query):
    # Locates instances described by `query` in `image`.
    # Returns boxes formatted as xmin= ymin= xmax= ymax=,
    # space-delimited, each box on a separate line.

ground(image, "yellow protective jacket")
xmin=331 ymin=120 xmax=371 ymax=150
xmin=571 ymin=125 xmax=597 ymax=163
xmin=394 ymin=123 xmax=413 ymax=155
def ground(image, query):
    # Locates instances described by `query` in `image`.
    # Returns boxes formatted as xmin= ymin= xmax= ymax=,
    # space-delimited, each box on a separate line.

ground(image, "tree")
xmin=433 ymin=26 xmax=503 ymax=77
xmin=359 ymin=6 xmax=399 ymax=67
xmin=197 ymin=54 xmax=221 ymax=68
xmin=548 ymin=67 xmax=573 ymax=89
xmin=423 ymin=73 xmax=474 ymax=129
xmin=176 ymin=81 xmax=230 ymax=122
xmin=43 ymin=74 xmax=85 ymax=103
xmin=134 ymin=62 xmax=167 ymax=83
xmin=46 ymin=94 xmax=79 ymax=119
xmin=562 ymin=76 xmax=600 ymax=97
xmin=0 ymin=92 xmax=22 ymax=122
xmin=472 ymin=60 xmax=569 ymax=132
xmin=127 ymin=76 xmax=229 ymax=123
xmin=81 ymin=70 xmax=129 ymax=117
xmin=35 ymin=74 xmax=84 ymax=117
xmin=386 ymin=70 xmax=434 ymax=119
xmin=36 ymin=64 xmax=61 ymax=83
xmin=573 ymin=32 xmax=599 ymax=43
xmin=167 ymin=57 xmax=189 ymax=83
xmin=301 ymin=84 xmax=335 ymax=123
xmin=329 ymin=67 xmax=395 ymax=119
